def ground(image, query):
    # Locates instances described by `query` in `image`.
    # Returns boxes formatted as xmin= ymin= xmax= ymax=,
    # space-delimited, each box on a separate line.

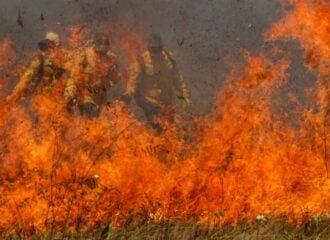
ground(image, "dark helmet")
xmin=94 ymin=36 xmax=111 ymax=55
xmin=147 ymin=33 xmax=163 ymax=53
xmin=38 ymin=39 xmax=56 ymax=52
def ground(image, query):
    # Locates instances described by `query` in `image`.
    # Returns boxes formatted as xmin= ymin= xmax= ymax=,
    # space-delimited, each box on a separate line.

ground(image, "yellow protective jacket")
xmin=64 ymin=46 xmax=119 ymax=106
xmin=125 ymin=50 xmax=189 ymax=107
xmin=9 ymin=53 xmax=65 ymax=101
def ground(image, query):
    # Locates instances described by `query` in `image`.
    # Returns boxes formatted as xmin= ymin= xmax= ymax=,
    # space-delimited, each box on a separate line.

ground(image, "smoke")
xmin=0 ymin=0 xmax=293 ymax=112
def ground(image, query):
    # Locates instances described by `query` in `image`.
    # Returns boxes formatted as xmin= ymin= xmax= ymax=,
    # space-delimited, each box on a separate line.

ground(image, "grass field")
xmin=9 ymin=217 xmax=330 ymax=240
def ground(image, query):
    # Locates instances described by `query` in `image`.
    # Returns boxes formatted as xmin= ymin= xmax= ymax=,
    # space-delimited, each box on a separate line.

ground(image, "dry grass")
xmin=6 ymin=217 xmax=330 ymax=240
xmin=106 ymin=218 xmax=330 ymax=240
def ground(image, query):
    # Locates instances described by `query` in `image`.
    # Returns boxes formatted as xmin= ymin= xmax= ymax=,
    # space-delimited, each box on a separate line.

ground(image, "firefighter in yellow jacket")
xmin=7 ymin=32 xmax=65 ymax=104
xmin=122 ymin=33 xmax=190 ymax=131
xmin=64 ymin=36 xmax=120 ymax=117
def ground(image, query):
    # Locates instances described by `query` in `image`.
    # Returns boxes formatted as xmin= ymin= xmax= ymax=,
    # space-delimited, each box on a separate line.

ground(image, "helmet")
xmin=45 ymin=32 xmax=60 ymax=45
xmin=147 ymin=33 xmax=163 ymax=53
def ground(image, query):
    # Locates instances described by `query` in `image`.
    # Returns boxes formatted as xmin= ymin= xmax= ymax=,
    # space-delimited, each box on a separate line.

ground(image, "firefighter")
xmin=64 ymin=36 xmax=120 ymax=118
xmin=121 ymin=33 xmax=190 ymax=132
xmin=6 ymin=32 xmax=65 ymax=104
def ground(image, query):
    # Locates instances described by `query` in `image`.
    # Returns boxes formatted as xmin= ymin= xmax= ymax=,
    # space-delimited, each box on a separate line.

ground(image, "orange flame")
xmin=0 ymin=38 xmax=17 ymax=95
xmin=0 ymin=0 xmax=329 ymax=237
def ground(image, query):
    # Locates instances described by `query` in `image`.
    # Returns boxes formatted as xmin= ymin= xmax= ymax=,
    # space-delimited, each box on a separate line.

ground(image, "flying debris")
xmin=177 ymin=39 xmax=185 ymax=47
xmin=17 ymin=11 xmax=24 ymax=28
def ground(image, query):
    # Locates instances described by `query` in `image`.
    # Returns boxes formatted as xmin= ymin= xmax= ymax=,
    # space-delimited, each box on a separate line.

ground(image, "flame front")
xmin=0 ymin=0 xmax=329 ymax=236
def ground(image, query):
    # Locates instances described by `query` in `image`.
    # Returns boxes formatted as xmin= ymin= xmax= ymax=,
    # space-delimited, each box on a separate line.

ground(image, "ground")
xmin=11 ymin=218 xmax=330 ymax=240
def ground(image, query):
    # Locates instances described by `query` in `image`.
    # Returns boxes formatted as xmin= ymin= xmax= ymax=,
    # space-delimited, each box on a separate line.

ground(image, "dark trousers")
xmin=136 ymin=97 xmax=174 ymax=133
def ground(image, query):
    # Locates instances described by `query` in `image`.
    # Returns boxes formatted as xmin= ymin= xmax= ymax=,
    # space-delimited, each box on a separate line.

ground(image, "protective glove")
xmin=79 ymin=102 xmax=100 ymax=118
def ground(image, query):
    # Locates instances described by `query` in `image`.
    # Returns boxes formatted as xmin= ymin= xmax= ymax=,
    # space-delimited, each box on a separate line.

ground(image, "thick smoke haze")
xmin=1 ymin=0 xmax=309 ymax=113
